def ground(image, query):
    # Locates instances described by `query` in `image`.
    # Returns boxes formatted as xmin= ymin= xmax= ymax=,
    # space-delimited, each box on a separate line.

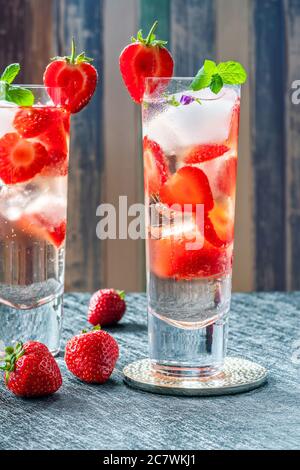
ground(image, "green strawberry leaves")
xmin=0 ymin=342 xmax=25 ymax=384
xmin=131 ymin=21 xmax=168 ymax=48
xmin=191 ymin=59 xmax=247 ymax=94
xmin=0 ymin=63 xmax=34 ymax=106
xmin=51 ymin=39 xmax=94 ymax=65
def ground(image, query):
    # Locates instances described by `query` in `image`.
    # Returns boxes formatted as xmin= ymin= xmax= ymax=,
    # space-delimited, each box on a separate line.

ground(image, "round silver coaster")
xmin=123 ymin=357 xmax=268 ymax=397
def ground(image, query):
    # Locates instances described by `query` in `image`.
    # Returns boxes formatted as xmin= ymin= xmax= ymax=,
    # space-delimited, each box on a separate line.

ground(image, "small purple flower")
xmin=180 ymin=94 xmax=195 ymax=105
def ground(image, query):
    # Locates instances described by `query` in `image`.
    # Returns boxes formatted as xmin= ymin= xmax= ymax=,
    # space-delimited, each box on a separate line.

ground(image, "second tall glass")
xmin=143 ymin=78 xmax=240 ymax=380
xmin=0 ymin=86 xmax=70 ymax=355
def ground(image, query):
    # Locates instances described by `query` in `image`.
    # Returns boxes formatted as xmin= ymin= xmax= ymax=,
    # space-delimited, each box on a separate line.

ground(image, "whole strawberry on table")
xmin=0 ymin=341 xmax=62 ymax=398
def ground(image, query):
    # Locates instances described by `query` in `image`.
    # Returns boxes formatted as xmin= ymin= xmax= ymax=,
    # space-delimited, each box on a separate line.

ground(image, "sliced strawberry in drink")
xmin=227 ymin=100 xmax=240 ymax=150
xmin=17 ymin=214 xmax=66 ymax=248
xmin=0 ymin=133 xmax=50 ymax=184
xmin=40 ymin=150 xmax=69 ymax=177
xmin=13 ymin=108 xmax=60 ymax=139
xmin=149 ymin=235 xmax=231 ymax=280
xmin=217 ymin=157 xmax=238 ymax=197
xmin=184 ymin=144 xmax=229 ymax=164
xmin=159 ymin=166 xmax=214 ymax=212
xmin=37 ymin=114 xmax=69 ymax=177
xmin=204 ymin=198 xmax=235 ymax=248
xmin=143 ymin=136 xmax=168 ymax=196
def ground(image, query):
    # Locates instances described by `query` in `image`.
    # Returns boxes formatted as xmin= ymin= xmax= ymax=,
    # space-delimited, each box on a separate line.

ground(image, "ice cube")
xmin=0 ymin=102 xmax=17 ymax=135
xmin=25 ymin=194 xmax=67 ymax=226
xmin=145 ymin=87 xmax=238 ymax=155
xmin=0 ymin=184 xmax=39 ymax=221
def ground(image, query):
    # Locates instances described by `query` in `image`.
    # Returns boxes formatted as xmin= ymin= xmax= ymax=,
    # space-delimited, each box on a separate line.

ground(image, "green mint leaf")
xmin=0 ymin=63 xmax=20 ymax=84
xmin=217 ymin=61 xmax=247 ymax=85
xmin=191 ymin=59 xmax=247 ymax=93
xmin=190 ymin=59 xmax=217 ymax=91
xmin=204 ymin=59 xmax=218 ymax=75
xmin=210 ymin=74 xmax=223 ymax=94
xmin=6 ymin=86 xmax=34 ymax=106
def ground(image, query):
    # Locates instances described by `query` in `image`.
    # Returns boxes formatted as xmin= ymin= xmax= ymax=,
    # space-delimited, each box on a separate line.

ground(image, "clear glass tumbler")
xmin=143 ymin=78 xmax=240 ymax=380
xmin=0 ymin=85 xmax=70 ymax=355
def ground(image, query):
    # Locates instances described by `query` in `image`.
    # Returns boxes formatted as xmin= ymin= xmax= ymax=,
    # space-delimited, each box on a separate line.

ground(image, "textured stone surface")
xmin=0 ymin=292 xmax=299 ymax=450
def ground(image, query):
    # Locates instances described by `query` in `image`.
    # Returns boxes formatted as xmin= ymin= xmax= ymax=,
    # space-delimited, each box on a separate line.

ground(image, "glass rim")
xmin=0 ymin=82 xmax=65 ymax=91
xmin=0 ymin=83 xmax=66 ymax=108
xmin=143 ymin=78 xmax=241 ymax=103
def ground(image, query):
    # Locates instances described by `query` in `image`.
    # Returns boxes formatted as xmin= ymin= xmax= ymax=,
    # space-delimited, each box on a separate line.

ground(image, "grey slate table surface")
xmin=0 ymin=292 xmax=299 ymax=450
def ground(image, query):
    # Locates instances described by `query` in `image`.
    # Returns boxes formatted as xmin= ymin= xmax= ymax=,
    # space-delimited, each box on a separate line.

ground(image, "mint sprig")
xmin=1 ymin=64 xmax=20 ymax=84
xmin=191 ymin=59 xmax=247 ymax=94
xmin=0 ymin=63 xmax=34 ymax=106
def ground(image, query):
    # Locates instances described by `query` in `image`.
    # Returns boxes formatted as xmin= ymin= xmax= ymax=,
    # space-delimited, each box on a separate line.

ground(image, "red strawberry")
xmin=1 ymin=341 xmax=62 ymax=397
xmin=204 ymin=198 xmax=235 ymax=248
xmin=17 ymin=215 xmax=66 ymax=248
xmin=13 ymin=107 xmax=60 ymax=139
xmin=217 ymin=157 xmax=238 ymax=197
xmin=120 ymin=21 xmax=174 ymax=104
xmin=149 ymin=236 xmax=231 ymax=280
xmin=184 ymin=144 xmax=229 ymax=164
xmin=227 ymin=100 xmax=240 ymax=150
xmin=0 ymin=133 xmax=50 ymax=184
xmin=88 ymin=289 xmax=126 ymax=326
xmin=37 ymin=111 xmax=70 ymax=177
xmin=65 ymin=327 xmax=119 ymax=384
xmin=143 ymin=136 xmax=168 ymax=196
xmin=40 ymin=150 xmax=69 ymax=177
xmin=160 ymin=166 xmax=214 ymax=212
xmin=44 ymin=40 xmax=98 ymax=114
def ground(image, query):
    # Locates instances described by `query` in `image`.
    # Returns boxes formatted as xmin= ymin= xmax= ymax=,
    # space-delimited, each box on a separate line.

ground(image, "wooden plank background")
xmin=0 ymin=0 xmax=300 ymax=293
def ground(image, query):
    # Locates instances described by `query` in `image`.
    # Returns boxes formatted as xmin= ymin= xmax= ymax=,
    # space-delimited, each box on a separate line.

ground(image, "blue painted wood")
xmin=253 ymin=0 xmax=286 ymax=291
xmin=53 ymin=0 xmax=104 ymax=291
xmin=0 ymin=292 xmax=299 ymax=450
xmin=170 ymin=0 xmax=216 ymax=76
xmin=140 ymin=0 xmax=171 ymax=44
xmin=285 ymin=0 xmax=300 ymax=289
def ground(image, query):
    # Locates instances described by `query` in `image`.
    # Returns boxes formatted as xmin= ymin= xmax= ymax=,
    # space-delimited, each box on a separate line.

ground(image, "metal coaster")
xmin=123 ymin=357 xmax=268 ymax=397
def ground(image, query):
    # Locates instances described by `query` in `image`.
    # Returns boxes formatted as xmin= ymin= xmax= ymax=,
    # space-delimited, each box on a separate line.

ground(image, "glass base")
xmin=0 ymin=294 xmax=63 ymax=357
xmin=123 ymin=358 xmax=268 ymax=396
xmin=149 ymin=311 xmax=229 ymax=379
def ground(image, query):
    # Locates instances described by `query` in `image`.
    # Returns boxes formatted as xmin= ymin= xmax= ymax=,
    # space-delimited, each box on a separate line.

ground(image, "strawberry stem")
xmin=118 ymin=290 xmax=126 ymax=300
xmin=145 ymin=21 xmax=158 ymax=45
xmin=70 ymin=38 xmax=76 ymax=64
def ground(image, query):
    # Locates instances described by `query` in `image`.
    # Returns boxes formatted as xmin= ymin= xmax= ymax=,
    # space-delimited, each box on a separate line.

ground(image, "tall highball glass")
xmin=143 ymin=78 xmax=240 ymax=380
xmin=0 ymin=86 xmax=70 ymax=355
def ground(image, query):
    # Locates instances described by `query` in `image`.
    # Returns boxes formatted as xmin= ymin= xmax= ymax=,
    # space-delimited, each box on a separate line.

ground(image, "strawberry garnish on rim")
xmin=143 ymin=136 xmax=168 ymax=196
xmin=184 ymin=144 xmax=229 ymax=164
xmin=43 ymin=39 xmax=98 ymax=114
xmin=120 ymin=21 xmax=174 ymax=104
